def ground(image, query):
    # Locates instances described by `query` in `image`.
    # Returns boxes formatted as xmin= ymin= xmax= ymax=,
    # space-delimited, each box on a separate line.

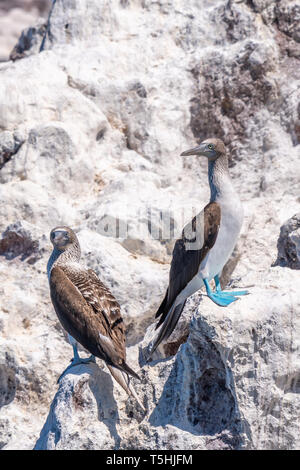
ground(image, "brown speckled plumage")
xmin=47 ymin=226 xmax=144 ymax=410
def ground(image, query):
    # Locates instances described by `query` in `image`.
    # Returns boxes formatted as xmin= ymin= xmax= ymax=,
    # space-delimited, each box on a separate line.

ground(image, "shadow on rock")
xmin=148 ymin=315 xmax=248 ymax=450
xmin=88 ymin=365 xmax=121 ymax=447
xmin=34 ymin=362 xmax=121 ymax=450
xmin=0 ymin=364 xmax=17 ymax=409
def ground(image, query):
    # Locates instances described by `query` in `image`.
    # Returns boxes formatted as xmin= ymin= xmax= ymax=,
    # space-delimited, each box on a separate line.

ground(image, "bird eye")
xmin=208 ymin=144 xmax=214 ymax=150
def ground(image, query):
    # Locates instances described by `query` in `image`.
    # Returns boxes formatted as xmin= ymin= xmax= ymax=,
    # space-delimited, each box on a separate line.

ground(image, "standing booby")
xmin=47 ymin=226 xmax=144 ymax=411
xmin=148 ymin=138 xmax=248 ymax=357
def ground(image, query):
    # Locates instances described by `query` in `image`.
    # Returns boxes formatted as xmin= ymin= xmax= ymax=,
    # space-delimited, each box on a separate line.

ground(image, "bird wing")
xmin=49 ymin=264 xmax=138 ymax=377
xmin=155 ymin=201 xmax=221 ymax=328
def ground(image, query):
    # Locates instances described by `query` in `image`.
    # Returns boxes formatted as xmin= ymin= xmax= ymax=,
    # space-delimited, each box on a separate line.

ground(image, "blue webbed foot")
xmin=203 ymin=277 xmax=248 ymax=307
xmin=69 ymin=355 xmax=96 ymax=364
xmin=214 ymin=275 xmax=249 ymax=299
xmin=208 ymin=291 xmax=239 ymax=307
xmin=217 ymin=289 xmax=249 ymax=297
xmin=58 ymin=354 xmax=96 ymax=383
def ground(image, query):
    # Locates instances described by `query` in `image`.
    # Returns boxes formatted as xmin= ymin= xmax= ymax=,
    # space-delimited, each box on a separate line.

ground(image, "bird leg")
xmin=203 ymin=277 xmax=247 ymax=307
xmin=69 ymin=345 xmax=96 ymax=365
xmin=71 ymin=343 xmax=80 ymax=362
xmin=57 ymin=345 xmax=96 ymax=383
xmin=214 ymin=275 xmax=249 ymax=297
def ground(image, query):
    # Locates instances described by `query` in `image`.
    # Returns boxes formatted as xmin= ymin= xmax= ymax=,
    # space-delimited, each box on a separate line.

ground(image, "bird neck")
xmin=208 ymin=154 xmax=233 ymax=202
xmin=47 ymin=243 xmax=81 ymax=280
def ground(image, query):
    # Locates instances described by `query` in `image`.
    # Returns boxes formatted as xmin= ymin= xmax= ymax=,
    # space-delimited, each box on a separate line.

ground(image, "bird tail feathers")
xmin=119 ymin=361 xmax=141 ymax=381
xmin=148 ymin=301 xmax=186 ymax=360
xmin=107 ymin=364 xmax=146 ymax=413
xmin=155 ymin=289 xmax=168 ymax=319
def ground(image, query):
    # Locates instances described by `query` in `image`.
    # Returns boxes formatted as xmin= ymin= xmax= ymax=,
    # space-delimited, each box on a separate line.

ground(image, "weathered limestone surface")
xmin=0 ymin=0 xmax=299 ymax=450
xmin=32 ymin=268 xmax=300 ymax=450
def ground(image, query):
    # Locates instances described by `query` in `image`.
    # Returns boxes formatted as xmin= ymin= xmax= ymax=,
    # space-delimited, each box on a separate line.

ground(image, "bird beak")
xmin=51 ymin=230 xmax=67 ymax=247
xmin=180 ymin=143 xmax=206 ymax=156
xmin=53 ymin=231 xmax=64 ymax=242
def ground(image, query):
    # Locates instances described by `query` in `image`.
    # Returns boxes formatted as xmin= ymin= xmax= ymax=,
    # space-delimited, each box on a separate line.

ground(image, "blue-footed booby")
xmin=148 ymin=138 xmax=248 ymax=357
xmin=47 ymin=226 xmax=144 ymax=411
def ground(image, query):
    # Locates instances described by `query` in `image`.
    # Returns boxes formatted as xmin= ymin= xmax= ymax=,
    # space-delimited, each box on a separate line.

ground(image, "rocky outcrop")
xmin=0 ymin=0 xmax=51 ymax=61
xmin=9 ymin=20 xmax=47 ymax=62
xmin=0 ymin=130 xmax=25 ymax=170
xmin=33 ymin=269 xmax=300 ymax=450
xmin=275 ymin=213 xmax=300 ymax=269
xmin=0 ymin=220 xmax=45 ymax=263
xmin=0 ymin=0 xmax=299 ymax=450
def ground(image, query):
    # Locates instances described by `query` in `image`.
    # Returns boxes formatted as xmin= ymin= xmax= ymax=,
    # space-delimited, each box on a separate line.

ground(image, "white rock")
xmin=32 ymin=267 xmax=300 ymax=450
xmin=0 ymin=0 xmax=299 ymax=450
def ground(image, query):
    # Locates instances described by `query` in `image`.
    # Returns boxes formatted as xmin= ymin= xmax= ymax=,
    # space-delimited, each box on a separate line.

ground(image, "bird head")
xmin=180 ymin=138 xmax=225 ymax=161
xmin=50 ymin=226 xmax=79 ymax=251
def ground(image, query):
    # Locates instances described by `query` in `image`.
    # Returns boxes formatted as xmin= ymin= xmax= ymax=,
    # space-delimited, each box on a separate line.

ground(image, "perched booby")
xmin=148 ymin=138 xmax=248 ymax=357
xmin=47 ymin=226 xmax=144 ymax=411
